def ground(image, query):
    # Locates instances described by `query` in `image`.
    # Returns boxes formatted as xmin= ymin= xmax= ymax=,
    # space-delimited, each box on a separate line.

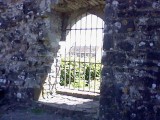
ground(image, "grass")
xmin=30 ymin=107 xmax=45 ymax=115
xmin=64 ymin=79 xmax=100 ymax=93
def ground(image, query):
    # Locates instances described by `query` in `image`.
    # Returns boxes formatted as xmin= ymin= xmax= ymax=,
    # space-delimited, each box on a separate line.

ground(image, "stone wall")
xmin=0 ymin=0 xmax=61 ymax=101
xmin=2 ymin=0 xmax=160 ymax=119
xmin=100 ymin=0 xmax=160 ymax=119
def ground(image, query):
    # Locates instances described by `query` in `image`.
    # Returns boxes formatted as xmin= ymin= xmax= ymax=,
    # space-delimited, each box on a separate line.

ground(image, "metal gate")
xmin=59 ymin=13 xmax=104 ymax=93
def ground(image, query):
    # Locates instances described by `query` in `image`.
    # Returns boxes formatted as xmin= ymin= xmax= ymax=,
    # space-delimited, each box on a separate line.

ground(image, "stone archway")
xmin=0 ymin=0 xmax=105 ymax=101
xmin=1 ymin=1 xmax=160 ymax=120
xmin=57 ymin=12 xmax=104 ymax=93
xmin=39 ymin=0 xmax=105 ymax=99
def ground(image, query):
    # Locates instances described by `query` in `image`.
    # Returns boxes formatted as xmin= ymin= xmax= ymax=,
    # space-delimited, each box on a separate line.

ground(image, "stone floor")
xmin=0 ymin=93 xmax=99 ymax=120
xmin=0 ymin=109 xmax=74 ymax=120
xmin=38 ymin=94 xmax=99 ymax=114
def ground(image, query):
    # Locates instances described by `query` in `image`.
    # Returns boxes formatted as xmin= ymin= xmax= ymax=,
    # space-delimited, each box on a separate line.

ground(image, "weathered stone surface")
xmin=1 ymin=0 xmax=160 ymax=119
xmin=100 ymin=0 xmax=160 ymax=119
xmin=0 ymin=0 xmax=61 ymax=102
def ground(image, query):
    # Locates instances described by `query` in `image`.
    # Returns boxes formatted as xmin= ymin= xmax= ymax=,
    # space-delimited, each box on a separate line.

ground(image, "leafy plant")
xmin=31 ymin=108 xmax=45 ymax=115
xmin=60 ymin=58 xmax=101 ymax=88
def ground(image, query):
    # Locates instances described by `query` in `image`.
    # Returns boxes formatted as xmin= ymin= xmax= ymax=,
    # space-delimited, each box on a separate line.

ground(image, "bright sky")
xmin=59 ymin=14 xmax=104 ymax=53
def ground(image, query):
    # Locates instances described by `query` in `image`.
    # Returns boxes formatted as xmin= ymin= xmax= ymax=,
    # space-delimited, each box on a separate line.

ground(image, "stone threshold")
xmin=38 ymin=93 xmax=99 ymax=120
xmin=56 ymin=87 xmax=100 ymax=100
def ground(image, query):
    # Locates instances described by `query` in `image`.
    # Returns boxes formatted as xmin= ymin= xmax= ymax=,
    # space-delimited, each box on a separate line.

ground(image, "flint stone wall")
xmin=0 ymin=0 xmax=61 ymax=101
xmin=100 ymin=0 xmax=160 ymax=119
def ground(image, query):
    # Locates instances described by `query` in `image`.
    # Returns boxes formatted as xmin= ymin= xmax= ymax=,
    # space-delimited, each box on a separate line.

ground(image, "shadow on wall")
xmin=0 ymin=0 xmax=61 ymax=103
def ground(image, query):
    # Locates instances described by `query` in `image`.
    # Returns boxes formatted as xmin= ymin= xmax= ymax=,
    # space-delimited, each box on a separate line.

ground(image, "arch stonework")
xmin=60 ymin=5 xmax=104 ymax=41
xmin=0 ymin=0 xmax=104 ymax=101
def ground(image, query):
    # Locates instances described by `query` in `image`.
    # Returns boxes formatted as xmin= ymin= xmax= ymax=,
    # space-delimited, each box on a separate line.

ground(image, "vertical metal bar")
xmin=78 ymin=15 xmax=82 ymax=90
xmin=83 ymin=12 xmax=88 ymax=91
xmin=94 ymin=15 xmax=98 ymax=93
xmin=88 ymin=14 xmax=93 ymax=92
xmin=68 ymin=20 xmax=72 ymax=89
xmin=60 ymin=12 xmax=104 ymax=93
xmin=73 ymin=17 xmax=77 ymax=90
xmin=64 ymin=43 xmax=67 ymax=88
xmin=55 ymin=58 xmax=58 ymax=90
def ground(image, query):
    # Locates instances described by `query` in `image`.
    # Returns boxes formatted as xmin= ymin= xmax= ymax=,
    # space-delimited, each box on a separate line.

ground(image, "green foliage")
xmin=31 ymin=108 xmax=45 ymax=115
xmin=60 ymin=59 xmax=101 ymax=88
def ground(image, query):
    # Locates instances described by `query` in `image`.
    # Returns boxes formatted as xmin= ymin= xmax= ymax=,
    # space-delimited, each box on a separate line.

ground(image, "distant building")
xmin=69 ymin=46 xmax=102 ymax=60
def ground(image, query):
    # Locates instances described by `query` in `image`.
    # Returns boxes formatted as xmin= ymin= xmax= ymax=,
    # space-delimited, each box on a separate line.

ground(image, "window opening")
xmin=59 ymin=13 xmax=104 ymax=93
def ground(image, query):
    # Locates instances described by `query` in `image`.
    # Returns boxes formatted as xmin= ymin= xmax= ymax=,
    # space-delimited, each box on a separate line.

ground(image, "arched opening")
xmin=38 ymin=6 xmax=104 ymax=118
xmin=58 ymin=13 xmax=104 ymax=94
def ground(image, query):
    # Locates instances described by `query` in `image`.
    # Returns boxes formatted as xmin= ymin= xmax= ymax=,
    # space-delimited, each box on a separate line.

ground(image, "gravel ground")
xmin=0 ymin=110 xmax=76 ymax=120
xmin=0 ymin=93 xmax=98 ymax=120
xmin=1 ymin=111 xmax=72 ymax=120
xmin=0 ymin=103 xmax=97 ymax=120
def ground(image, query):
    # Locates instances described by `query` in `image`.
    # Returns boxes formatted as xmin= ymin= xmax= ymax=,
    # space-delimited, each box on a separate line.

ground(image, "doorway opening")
xmin=38 ymin=12 xmax=104 ymax=119
xmin=58 ymin=13 xmax=104 ymax=94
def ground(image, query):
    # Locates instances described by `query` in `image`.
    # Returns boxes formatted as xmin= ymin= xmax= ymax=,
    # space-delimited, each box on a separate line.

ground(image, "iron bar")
xmin=94 ymin=15 xmax=98 ymax=92
xmin=88 ymin=14 xmax=93 ymax=92
xmin=83 ymin=12 xmax=88 ymax=91
xmin=78 ymin=14 xmax=83 ymax=91
xmin=59 ymin=12 xmax=104 ymax=93
xmin=64 ymin=35 xmax=67 ymax=88
xmin=61 ymin=60 xmax=101 ymax=64
xmin=73 ymin=17 xmax=77 ymax=90
xmin=68 ymin=20 xmax=72 ymax=89
xmin=65 ymin=28 xmax=103 ymax=30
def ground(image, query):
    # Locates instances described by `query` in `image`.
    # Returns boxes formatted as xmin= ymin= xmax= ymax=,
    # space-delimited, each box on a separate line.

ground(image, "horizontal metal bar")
xmin=64 ymin=28 xmax=104 ymax=31
xmin=61 ymin=60 xmax=101 ymax=64
xmin=58 ymin=13 xmax=104 ymax=94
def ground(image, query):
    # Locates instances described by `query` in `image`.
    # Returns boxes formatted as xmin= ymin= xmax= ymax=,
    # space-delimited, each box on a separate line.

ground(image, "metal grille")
xmin=59 ymin=13 xmax=104 ymax=93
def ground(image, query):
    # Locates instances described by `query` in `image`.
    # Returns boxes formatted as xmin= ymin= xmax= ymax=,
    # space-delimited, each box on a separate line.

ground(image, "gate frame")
xmin=56 ymin=7 xmax=105 ymax=94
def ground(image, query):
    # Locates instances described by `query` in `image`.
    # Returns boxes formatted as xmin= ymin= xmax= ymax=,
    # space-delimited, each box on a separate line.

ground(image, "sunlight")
xmin=59 ymin=14 xmax=104 ymax=56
